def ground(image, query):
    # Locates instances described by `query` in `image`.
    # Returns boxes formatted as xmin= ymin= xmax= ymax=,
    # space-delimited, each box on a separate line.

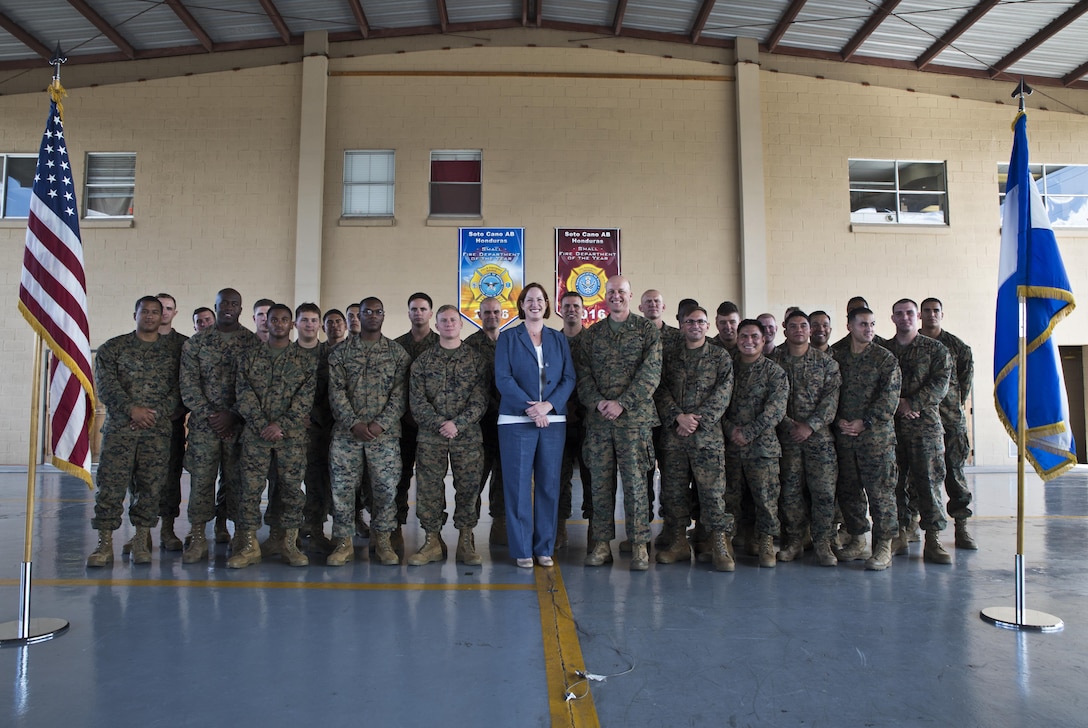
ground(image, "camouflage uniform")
xmin=235 ymin=342 xmax=316 ymax=530
xmin=301 ymin=342 xmax=334 ymax=526
xmin=772 ymin=347 xmax=841 ymax=542
xmin=722 ymin=356 xmax=789 ymax=538
xmin=93 ymin=333 xmax=181 ymax=530
xmin=881 ymin=334 xmax=952 ymax=532
xmin=410 ymin=344 xmax=488 ymax=531
xmin=655 ymin=341 xmax=734 ymax=531
xmin=394 ymin=330 xmax=439 ymax=525
xmin=936 ymin=330 xmax=974 ymax=520
xmin=466 ymin=329 xmax=504 ymax=519
xmin=328 ymin=335 xmax=409 ymax=537
xmin=160 ymin=329 xmax=188 ymax=520
xmin=180 ymin=327 xmax=261 ymax=526
xmin=575 ymin=314 xmax=662 ymax=545
xmin=560 ymin=331 xmax=592 ymax=520
xmin=832 ymin=343 xmax=901 ymax=540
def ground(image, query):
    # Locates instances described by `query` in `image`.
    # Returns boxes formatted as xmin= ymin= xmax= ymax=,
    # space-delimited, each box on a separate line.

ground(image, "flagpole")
xmin=0 ymin=47 xmax=73 ymax=648
xmin=980 ymin=81 xmax=1063 ymax=632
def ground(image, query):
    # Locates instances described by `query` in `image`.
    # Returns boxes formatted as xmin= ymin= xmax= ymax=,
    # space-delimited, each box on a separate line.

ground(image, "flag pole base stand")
xmin=0 ymin=618 xmax=70 ymax=647
xmin=980 ymin=607 xmax=1063 ymax=633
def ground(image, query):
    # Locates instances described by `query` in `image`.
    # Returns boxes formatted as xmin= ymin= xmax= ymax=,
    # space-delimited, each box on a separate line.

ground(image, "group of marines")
xmin=85 ymin=276 xmax=976 ymax=575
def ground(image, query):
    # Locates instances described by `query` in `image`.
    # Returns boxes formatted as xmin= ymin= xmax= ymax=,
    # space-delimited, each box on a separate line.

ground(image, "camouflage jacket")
xmin=465 ymin=329 xmax=500 ymax=421
xmin=655 ymin=341 xmax=733 ymax=451
xmin=328 ymin=335 xmax=409 ymax=439
xmin=659 ymin=323 xmax=684 ymax=351
xmin=180 ymin=326 xmax=261 ymax=432
xmin=833 ymin=342 xmax=901 ymax=449
xmin=410 ymin=344 xmax=488 ymax=446
xmin=236 ymin=342 xmax=317 ymax=442
xmin=564 ymin=330 xmax=588 ymax=430
xmin=881 ymin=334 xmax=951 ymax=432
xmin=722 ymin=356 xmax=788 ymax=458
xmin=772 ymin=346 xmax=841 ymax=446
xmin=95 ymin=332 xmax=181 ymax=437
xmin=300 ymin=341 xmax=334 ymax=432
xmin=395 ymin=329 xmax=439 ymax=363
xmin=935 ymin=329 xmax=973 ymax=433
xmin=575 ymin=314 xmax=662 ymax=429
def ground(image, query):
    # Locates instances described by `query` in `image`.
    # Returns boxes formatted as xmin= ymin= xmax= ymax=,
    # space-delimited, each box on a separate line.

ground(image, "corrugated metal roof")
xmin=854 ymin=0 xmax=966 ymax=63
xmin=542 ymin=0 xmax=615 ymax=28
xmin=187 ymin=1 xmax=279 ymax=44
xmin=932 ymin=0 xmax=1079 ymax=71
xmin=276 ymin=0 xmax=358 ymax=36
xmin=447 ymin=0 xmax=522 ymax=26
xmin=622 ymin=0 xmax=702 ymax=35
xmin=700 ymin=1 xmax=792 ymax=43
xmin=363 ymin=0 xmax=440 ymax=30
xmin=779 ymin=0 xmax=872 ymax=53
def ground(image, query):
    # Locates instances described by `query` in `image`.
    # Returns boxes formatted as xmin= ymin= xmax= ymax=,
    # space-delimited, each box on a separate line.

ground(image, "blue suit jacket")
xmin=494 ymin=323 xmax=576 ymax=417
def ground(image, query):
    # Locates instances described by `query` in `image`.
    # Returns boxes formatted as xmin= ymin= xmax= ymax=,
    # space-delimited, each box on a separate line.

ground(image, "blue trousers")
xmin=499 ymin=421 xmax=566 ymax=559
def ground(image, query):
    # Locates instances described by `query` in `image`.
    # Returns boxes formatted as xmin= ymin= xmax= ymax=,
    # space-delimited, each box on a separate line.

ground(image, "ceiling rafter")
xmin=915 ymin=0 xmax=998 ymax=69
xmin=990 ymin=0 xmax=1088 ymax=77
xmin=690 ymin=0 xmax=715 ymax=44
xmin=436 ymin=0 xmax=449 ymax=33
xmin=347 ymin=0 xmax=370 ymax=39
xmin=767 ymin=0 xmax=808 ymax=52
xmin=66 ymin=0 xmax=136 ymax=59
xmin=612 ymin=0 xmax=628 ymax=36
xmin=1062 ymin=58 xmax=1088 ymax=86
xmin=0 ymin=9 xmax=52 ymax=61
xmin=164 ymin=0 xmax=213 ymax=53
xmin=841 ymin=0 xmax=900 ymax=61
xmin=257 ymin=0 xmax=292 ymax=44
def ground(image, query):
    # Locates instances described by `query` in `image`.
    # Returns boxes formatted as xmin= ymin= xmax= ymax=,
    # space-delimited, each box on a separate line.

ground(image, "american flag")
xmin=17 ymin=85 xmax=94 ymax=486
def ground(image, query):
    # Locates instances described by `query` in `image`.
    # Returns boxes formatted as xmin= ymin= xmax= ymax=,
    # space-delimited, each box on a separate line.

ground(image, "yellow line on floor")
xmin=0 ymin=577 xmax=534 ymax=591
xmin=535 ymin=565 xmax=600 ymax=728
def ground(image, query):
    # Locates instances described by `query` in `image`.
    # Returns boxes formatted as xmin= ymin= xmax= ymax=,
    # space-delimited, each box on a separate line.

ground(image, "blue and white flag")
xmin=994 ymin=111 xmax=1076 ymax=480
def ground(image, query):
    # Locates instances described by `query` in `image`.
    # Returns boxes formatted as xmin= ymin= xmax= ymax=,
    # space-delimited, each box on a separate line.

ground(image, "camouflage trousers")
xmin=397 ymin=423 xmax=419 ymax=526
xmin=185 ymin=425 xmax=241 ymax=526
xmin=943 ymin=428 xmax=973 ymax=519
xmin=837 ymin=444 xmax=898 ymax=540
xmin=92 ymin=431 xmax=170 ymax=531
xmin=330 ymin=433 xmax=401 ymax=537
xmin=158 ymin=415 xmax=186 ymax=519
xmin=585 ymin=425 xmax=653 ymax=545
xmin=779 ymin=439 xmax=838 ymax=542
xmin=477 ymin=420 xmax=505 ymax=519
xmin=559 ymin=425 xmax=592 ymax=520
xmin=302 ymin=427 xmax=333 ymax=526
xmin=644 ymin=425 xmax=663 ymax=516
xmin=238 ymin=435 xmax=306 ymax=530
xmin=660 ymin=446 xmax=731 ymax=533
xmin=725 ymin=456 xmax=781 ymax=537
xmin=415 ymin=441 xmax=483 ymax=532
xmin=895 ymin=424 xmax=948 ymax=532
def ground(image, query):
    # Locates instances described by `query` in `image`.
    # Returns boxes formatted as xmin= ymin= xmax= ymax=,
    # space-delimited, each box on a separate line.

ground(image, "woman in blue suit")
xmin=494 ymin=283 xmax=576 ymax=568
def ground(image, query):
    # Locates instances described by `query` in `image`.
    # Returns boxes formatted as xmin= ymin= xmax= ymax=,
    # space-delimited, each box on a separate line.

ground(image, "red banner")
xmin=555 ymin=228 xmax=621 ymax=329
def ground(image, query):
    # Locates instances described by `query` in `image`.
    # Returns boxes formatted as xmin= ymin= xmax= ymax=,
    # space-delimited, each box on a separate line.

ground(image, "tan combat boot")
xmin=456 ymin=527 xmax=482 ymax=566
xmin=711 ymin=531 xmax=735 ymax=572
xmin=813 ymin=539 xmax=837 ymax=567
xmin=630 ymin=542 xmax=650 ymax=571
xmin=407 ymin=531 xmax=447 ymax=566
xmin=182 ymin=524 xmax=208 ymax=564
xmin=835 ymin=533 xmax=872 ymax=562
xmin=260 ymin=526 xmax=286 ymax=557
xmin=954 ymin=518 xmax=978 ymax=550
xmin=131 ymin=526 xmax=153 ymax=565
xmin=865 ymin=537 xmax=893 ymax=571
xmin=758 ymin=534 xmax=777 ymax=568
xmin=326 ymin=537 xmax=355 ymax=566
xmin=86 ymin=530 xmax=114 ymax=568
xmin=584 ymin=541 xmax=613 ymax=567
xmin=776 ymin=536 xmax=804 ymax=563
xmin=691 ymin=521 xmax=712 ymax=563
xmin=372 ymin=531 xmax=399 ymax=565
xmin=214 ymin=515 xmax=231 ymax=544
xmin=655 ymin=524 xmax=691 ymax=564
xmin=226 ymin=529 xmax=261 ymax=569
xmin=391 ymin=525 xmax=405 ymax=553
xmin=906 ymin=514 xmax=922 ymax=543
xmin=890 ymin=526 xmax=910 ymax=556
xmin=121 ymin=529 xmax=152 ymax=555
xmin=490 ymin=516 xmax=508 ymax=545
xmin=306 ymin=520 xmax=335 ymax=554
xmin=923 ymin=530 xmax=953 ymax=564
xmin=160 ymin=518 xmax=183 ymax=552
xmin=281 ymin=528 xmax=309 ymax=567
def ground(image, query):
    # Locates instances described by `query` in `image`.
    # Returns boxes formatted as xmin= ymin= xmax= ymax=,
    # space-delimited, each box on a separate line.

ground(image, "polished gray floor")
xmin=1 ymin=467 xmax=1086 ymax=727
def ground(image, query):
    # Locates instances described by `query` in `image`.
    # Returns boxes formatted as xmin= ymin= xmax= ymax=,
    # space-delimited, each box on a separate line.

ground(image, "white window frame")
xmin=849 ymin=159 xmax=948 ymax=225
xmin=1 ymin=153 xmax=37 ymax=219
xmin=429 ymin=149 xmax=482 ymax=218
xmin=84 ymin=152 xmax=135 ymax=219
xmin=343 ymin=149 xmax=395 ymax=218
xmin=999 ymin=163 xmax=1088 ymax=229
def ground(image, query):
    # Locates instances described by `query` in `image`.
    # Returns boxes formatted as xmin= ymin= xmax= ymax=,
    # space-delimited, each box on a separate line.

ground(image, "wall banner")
xmin=458 ymin=227 xmax=524 ymax=331
xmin=555 ymin=228 xmax=621 ymax=328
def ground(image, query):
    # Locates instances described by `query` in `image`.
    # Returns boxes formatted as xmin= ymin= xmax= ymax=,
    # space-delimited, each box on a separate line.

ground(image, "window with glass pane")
xmin=1000 ymin=163 xmax=1088 ymax=228
xmin=85 ymin=153 xmax=135 ymax=218
xmin=2 ymin=155 xmax=36 ymax=218
xmin=430 ymin=150 xmax=481 ymax=216
xmin=343 ymin=150 xmax=394 ymax=217
xmin=849 ymin=159 xmax=947 ymax=225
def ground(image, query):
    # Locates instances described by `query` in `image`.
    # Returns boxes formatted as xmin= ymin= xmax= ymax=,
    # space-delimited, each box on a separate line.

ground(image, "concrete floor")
xmin=1 ymin=467 xmax=1086 ymax=727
